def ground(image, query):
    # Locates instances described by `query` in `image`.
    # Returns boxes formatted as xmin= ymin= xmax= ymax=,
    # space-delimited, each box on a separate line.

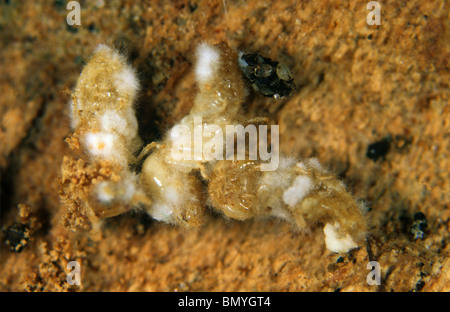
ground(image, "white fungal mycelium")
xmin=95 ymin=172 xmax=139 ymax=204
xmin=194 ymin=42 xmax=221 ymax=84
xmin=323 ymin=223 xmax=358 ymax=253
xmin=84 ymin=132 xmax=118 ymax=160
xmin=282 ymin=175 xmax=314 ymax=207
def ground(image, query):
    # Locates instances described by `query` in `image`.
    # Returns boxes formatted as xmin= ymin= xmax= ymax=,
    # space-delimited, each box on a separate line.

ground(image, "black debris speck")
xmin=4 ymin=222 xmax=30 ymax=252
xmin=415 ymin=280 xmax=425 ymax=291
xmin=66 ymin=24 xmax=79 ymax=33
xmin=336 ymin=256 xmax=344 ymax=263
xmin=366 ymin=137 xmax=391 ymax=162
xmin=317 ymin=72 xmax=325 ymax=85
xmin=54 ymin=0 xmax=65 ymax=11
xmin=87 ymin=23 xmax=99 ymax=33
xmin=411 ymin=212 xmax=428 ymax=240
xmin=189 ymin=3 xmax=198 ymax=13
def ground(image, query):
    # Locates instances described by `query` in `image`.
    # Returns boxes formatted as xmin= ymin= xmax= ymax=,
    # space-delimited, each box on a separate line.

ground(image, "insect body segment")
xmin=63 ymin=45 xmax=150 ymax=222
xmin=208 ymin=158 xmax=367 ymax=253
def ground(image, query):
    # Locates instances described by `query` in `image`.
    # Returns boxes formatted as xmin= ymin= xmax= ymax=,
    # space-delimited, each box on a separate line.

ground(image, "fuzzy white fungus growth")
xmin=150 ymin=186 xmax=180 ymax=222
xmin=323 ymin=223 xmax=358 ymax=253
xmin=94 ymin=43 xmax=114 ymax=56
xmin=99 ymin=109 xmax=138 ymax=141
xmin=84 ymin=132 xmax=116 ymax=158
xmin=95 ymin=174 xmax=139 ymax=204
xmin=282 ymin=175 xmax=314 ymax=207
xmin=307 ymin=158 xmax=322 ymax=171
xmin=96 ymin=182 xmax=115 ymax=203
xmin=113 ymin=66 xmax=140 ymax=99
xmin=194 ymin=42 xmax=221 ymax=83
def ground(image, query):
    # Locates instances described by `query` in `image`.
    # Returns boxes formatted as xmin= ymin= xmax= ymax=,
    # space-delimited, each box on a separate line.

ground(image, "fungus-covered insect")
xmin=62 ymin=42 xmax=367 ymax=253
